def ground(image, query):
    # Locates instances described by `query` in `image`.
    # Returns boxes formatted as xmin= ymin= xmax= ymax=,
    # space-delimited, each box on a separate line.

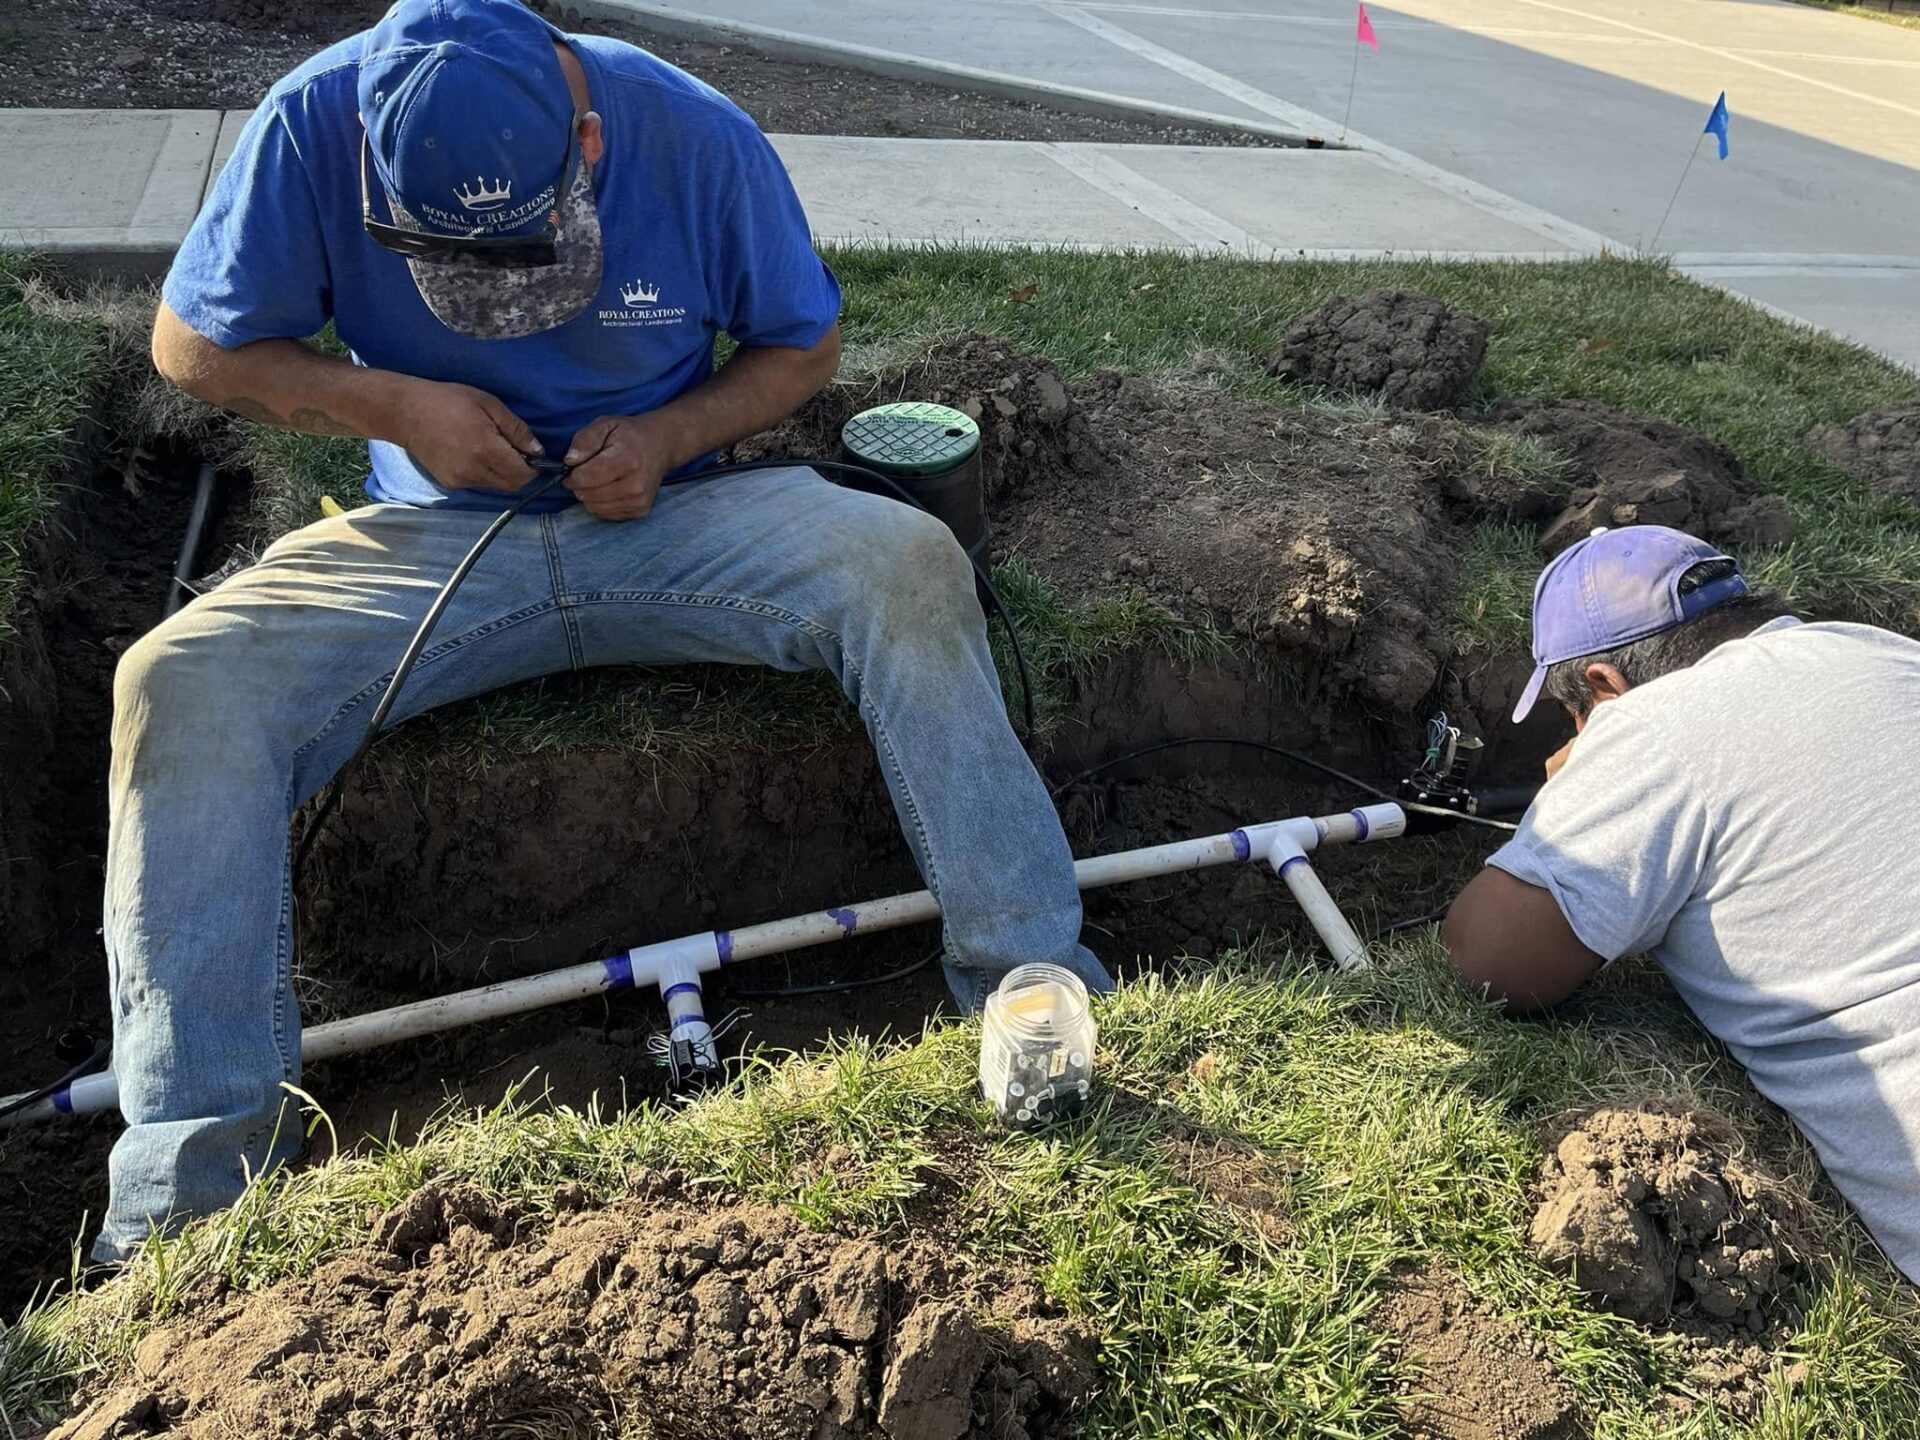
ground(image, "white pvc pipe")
xmin=1266 ymin=830 xmax=1370 ymax=972
xmin=2 ymin=805 xmax=1406 ymax=1124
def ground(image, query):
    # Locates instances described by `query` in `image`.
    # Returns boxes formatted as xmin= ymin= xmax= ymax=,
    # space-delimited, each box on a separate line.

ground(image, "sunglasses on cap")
xmin=359 ymin=123 xmax=580 ymax=269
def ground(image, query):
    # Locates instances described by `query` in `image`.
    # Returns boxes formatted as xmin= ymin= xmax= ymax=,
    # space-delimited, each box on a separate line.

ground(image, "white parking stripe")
xmin=1064 ymin=3 xmax=1348 ymax=21
xmin=1507 ymin=0 xmax=1920 ymax=121
xmin=1039 ymin=1 xmax=1623 ymax=253
xmin=1044 ymin=3 xmax=1340 ymax=130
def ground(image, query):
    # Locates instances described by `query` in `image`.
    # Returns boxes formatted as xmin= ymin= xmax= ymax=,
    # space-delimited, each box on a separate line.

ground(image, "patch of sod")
xmin=6 ymin=936 xmax=1915 ymax=1436
xmin=0 ymin=257 xmax=108 ymax=647
xmin=354 ymin=556 xmax=1213 ymax=773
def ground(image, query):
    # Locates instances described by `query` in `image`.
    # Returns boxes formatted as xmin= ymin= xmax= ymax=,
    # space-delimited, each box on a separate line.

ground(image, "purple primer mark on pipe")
xmin=1278 ymin=854 xmax=1309 ymax=878
xmin=829 ymin=907 xmax=858 ymax=935
xmin=1350 ymin=809 xmax=1370 ymax=841
xmin=1230 ymin=829 xmax=1251 ymax=861
xmin=603 ymin=953 xmax=634 ymax=990
xmin=662 ymin=982 xmax=701 ymax=1003
xmin=53 ymin=1087 xmax=72 ymax=1115
xmin=716 ymin=930 xmax=734 ymax=964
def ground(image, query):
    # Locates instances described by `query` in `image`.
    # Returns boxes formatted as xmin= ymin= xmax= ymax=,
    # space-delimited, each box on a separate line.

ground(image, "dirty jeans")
xmin=97 ymin=466 xmax=1109 ymax=1261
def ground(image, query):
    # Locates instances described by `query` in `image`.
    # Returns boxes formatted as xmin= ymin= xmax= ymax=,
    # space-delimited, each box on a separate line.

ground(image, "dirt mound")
xmin=1529 ymin=1106 xmax=1801 ymax=1332
xmin=1806 ymin=398 xmax=1920 ymax=503
xmin=1266 ymin=290 xmax=1491 ymax=411
xmin=1004 ymin=372 xmax=1472 ymax=710
xmin=1487 ymin=400 xmax=1793 ymax=554
xmin=52 ymin=1177 xmax=1094 ymax=1440
xmin=754 ymin=335 xmax=1499 ymax=711
xmin=1377 ymin=1269 xmax=1586 ymax=1440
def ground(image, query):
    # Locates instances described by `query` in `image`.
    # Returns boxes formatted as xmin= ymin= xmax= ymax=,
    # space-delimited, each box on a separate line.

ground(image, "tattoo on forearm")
xmin=288 ymin=407 xmax=362 ymax=437
xmin=218 ymin=398 xmax=362 ymax=438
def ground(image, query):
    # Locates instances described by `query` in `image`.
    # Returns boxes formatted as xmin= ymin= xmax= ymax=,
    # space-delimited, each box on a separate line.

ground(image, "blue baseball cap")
xmin=1512 ymin=525 xmax=1750 ymax=722
xmin=358 ymin=0 xmax=604 ymax=338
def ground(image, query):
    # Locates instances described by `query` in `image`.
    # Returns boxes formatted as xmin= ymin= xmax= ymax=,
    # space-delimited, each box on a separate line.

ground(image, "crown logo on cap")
xmin=454 ymin=177 xmax=513 ymax=210
xmin=622 ymin=281 xmax=660 ymax=306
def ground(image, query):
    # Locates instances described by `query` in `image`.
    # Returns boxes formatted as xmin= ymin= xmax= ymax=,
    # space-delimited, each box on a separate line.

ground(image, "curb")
xmin=559 ymin=0 xmax=1323 ymax=148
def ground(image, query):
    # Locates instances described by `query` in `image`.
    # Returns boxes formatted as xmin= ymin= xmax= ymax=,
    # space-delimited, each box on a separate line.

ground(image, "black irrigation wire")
xmin=0 ymin=1042 xmax=111 ymax=1122
xmin=293 ymin=467 xmax=572 ymax=882
xmin=1048 ymin=734 xmax=1521 ymax=833
xmin=1377 ymin=908 xmax=1448 ymax=935
xmin=722 ymin=947 xmax=943 ymax=999
xmin=1049 ymin=734 xmax=1382 ymax=801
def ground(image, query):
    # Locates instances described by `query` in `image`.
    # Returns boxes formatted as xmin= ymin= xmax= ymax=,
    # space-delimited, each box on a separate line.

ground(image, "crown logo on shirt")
xmin=621 ymin=280 xmax=661 ymax=306
xmin=454 ymin=176 xmax=513 ymax=210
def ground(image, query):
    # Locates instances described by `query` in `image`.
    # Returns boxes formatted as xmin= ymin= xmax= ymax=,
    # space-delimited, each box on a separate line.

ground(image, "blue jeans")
xmin=98 ymin=466 xmax=1109 ymax=1260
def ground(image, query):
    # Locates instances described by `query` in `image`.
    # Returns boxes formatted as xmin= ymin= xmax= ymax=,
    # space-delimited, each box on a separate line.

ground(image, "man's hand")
xmin=563 ymin=414 xmax=677 ymax=521
xmin=397 ymin=379 xmax=544 ymax=492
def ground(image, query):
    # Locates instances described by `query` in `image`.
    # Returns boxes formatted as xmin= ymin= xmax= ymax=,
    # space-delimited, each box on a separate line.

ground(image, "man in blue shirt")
xmin=116 ymin=0 xmax=1110 ymax=1262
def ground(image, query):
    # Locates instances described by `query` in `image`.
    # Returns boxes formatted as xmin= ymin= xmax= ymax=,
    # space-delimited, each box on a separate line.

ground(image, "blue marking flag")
xmin=1704 ymin=91 xmax=1730 ymax=160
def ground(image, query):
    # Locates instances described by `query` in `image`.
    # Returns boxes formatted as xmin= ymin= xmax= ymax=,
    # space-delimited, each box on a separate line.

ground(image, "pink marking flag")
xmin=1356 ymin=1 xmax=1380 ymax=50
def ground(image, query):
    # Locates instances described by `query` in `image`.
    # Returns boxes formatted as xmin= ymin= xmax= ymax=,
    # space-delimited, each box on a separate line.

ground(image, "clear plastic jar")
xmin=978 ymin=963 xmax=1097 ymax=1128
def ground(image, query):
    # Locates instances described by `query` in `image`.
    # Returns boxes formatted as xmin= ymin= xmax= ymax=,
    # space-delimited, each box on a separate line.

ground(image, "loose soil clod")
xmin=51 ymin=1176 xmax=1095 ymax=1440
xmin=1265 ymin=289 xmax=1492 ymax=412
xmin=1377 ymin=1268 xmax=1587 ymax=1440
xmin=1806 ymin=397 xmax=1920 ymax=503
xmin=1487 ymin=399 xmax=1795 ymax=554
xmin=1529 ymin=1106 xmax=1803 ymax=1332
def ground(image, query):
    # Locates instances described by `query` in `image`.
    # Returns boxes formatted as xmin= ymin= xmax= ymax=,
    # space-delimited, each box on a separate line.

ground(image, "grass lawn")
xmin=6 ymin=938 xmax=1917 ymax=1437
xmin=3 ymin=248 xmax=1917 ymax=1435
xmin=0 ymin=256 xmax=107 ymax=646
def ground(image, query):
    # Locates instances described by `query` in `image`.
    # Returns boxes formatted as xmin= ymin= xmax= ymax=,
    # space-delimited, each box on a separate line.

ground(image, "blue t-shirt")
xmin=163 ymin=33 xmax=841 ymax=512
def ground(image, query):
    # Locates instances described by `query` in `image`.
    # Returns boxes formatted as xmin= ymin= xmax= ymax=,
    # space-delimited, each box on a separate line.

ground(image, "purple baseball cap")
xmin=1512 ymin=525 xmax=1750 ymax=722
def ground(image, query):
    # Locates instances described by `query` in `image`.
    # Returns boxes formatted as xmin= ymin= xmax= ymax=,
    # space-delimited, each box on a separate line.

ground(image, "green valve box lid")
xmin=841 ymin=402 xmax=981 ymax=478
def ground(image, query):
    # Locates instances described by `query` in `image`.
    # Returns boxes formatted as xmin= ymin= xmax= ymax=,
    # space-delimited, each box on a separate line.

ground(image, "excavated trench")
xmin=0 ymin=335 xmax=1641 ymax=1314
xmin=1 ymin=308 xmax=1860 ymax=1440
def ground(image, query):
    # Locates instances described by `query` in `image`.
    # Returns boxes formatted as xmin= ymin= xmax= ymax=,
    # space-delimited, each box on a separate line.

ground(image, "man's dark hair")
xmin=1542 ymin=559 xmax=1796 ymax=717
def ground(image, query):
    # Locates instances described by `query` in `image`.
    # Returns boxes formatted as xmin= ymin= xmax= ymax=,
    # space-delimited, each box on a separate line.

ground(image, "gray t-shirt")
xmin=1490 ymin=618 xmax=1920 ymax=1280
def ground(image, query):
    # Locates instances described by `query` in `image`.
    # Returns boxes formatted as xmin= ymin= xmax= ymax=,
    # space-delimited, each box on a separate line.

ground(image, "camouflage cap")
xmin=389 ymin=150 xmax=604 ymax=340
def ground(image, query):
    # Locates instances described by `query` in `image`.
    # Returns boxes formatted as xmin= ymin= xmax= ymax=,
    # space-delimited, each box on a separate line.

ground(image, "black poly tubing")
xmin=164 ymin=461 xmax=219 ymax=619
xmin=1471 ymin=785 xmax=1540 ymax=819
xmin=0 ymin=1043 xmax=110 ymax=1123
xmin=294 ymin=467 xmax=571 ymax=879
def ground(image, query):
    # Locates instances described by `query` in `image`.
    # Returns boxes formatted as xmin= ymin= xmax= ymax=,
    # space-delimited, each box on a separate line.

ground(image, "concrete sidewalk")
xmin=0 ymin=108 xmax=1575 ymax=266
